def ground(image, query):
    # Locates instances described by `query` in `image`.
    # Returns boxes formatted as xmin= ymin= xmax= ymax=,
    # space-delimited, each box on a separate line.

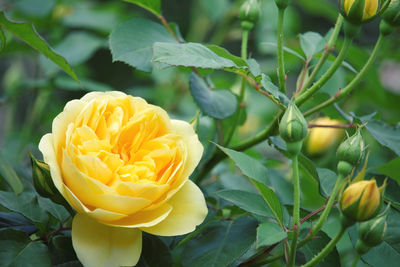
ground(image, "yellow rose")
xmin=344 ymin=0 xmax=379 ymax=21
xmin=39 ymin=91 xmax=207 ymax=267
xmin=340 ymin=180 xmax=381 ymax=222
xmin=306 ymin=117 xmax=344 ymax=155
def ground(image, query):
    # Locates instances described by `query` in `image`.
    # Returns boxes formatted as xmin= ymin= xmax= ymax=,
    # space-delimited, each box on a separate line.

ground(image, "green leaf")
xmin=0 ymin=12 xmax=79 ymax=83
xmin=376 ymin=158 xmax=400 ymax=186
xmin=109 ymin=18 xmax=177 ymax=72
xmin=257 ymin=222 xmax=287 ymax=248
xmin=189 ymin=74 xmax=237 ymax=119
xmin=123 ymin=0 xmax=161 ymax=17
xmin=300 ymin=231 xmax=340 ymax=267
xmin=49 ymin=235 xmax=77 ymax=266
xmin=181 ymin=216 xmax=257 ymax=267
xmin=0 ymin=228 xmax=51 ymax=267
xmin=206 ymin=45 xmax=248 ymax=68
xmin=251 ymin=180 xmax=284 ymax=228
xmin=298 ymin=155 xmax=325 ymax=209
xmin=215 ymin=190 xmax=274 ymax=218
xmin=0 ymin=191 xmax=48 ymax=224
xmin=152 ymin=42 xmax=237 ymax=70
xmin=359 ymin=117 xmax=400 ymax=157
xmin=317 ymin=168 xmax=337 ymax=197
xmin=299 ymin=31 xmax=325 ymax=60
xmin=260 ymin=74 xmax=290 ymax=106
xmin=0 ymin=212 xmax=37 ymax=235
xmin=137 ymin=234 xmax=173 ymax=267
xmin=216 ymin=145 xmax=269 ymax=185
xmin=40 ymin=31 xmax=105 ymax=77
xmin=0 ymin=151 xmax=23 ymax=195
xmin=38 ymin=198 xmax=70 ymax=223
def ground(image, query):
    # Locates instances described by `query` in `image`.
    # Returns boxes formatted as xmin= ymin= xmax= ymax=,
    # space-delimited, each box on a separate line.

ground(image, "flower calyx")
xmin=380 ymin=0 xmax=400 ymax=35
xmin=274 ymin=0 xmax=291 ymax=10
xmin=336 ymin=128 xmax=364 ymax=176
xmin=279 ymin=99 xmax=308 ymax=156
xmin=239 ymin=0 xmax=260 ymax=31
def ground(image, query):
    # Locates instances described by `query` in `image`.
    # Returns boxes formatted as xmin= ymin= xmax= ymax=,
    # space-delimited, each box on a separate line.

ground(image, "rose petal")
xmin=140 ymin=180 xmax=207 ymax=236
xmin=72 ymin=214 xmax=142 ymax=267
xmin=62 ymin=150 xmax=152 ymax=215
xmin=39 ymin=134 xmax=67 ymax=197
xmin=52 ymin=100 xmax=86 ymax=157
xmin=101 ymin=202 xmax=172 ymax=228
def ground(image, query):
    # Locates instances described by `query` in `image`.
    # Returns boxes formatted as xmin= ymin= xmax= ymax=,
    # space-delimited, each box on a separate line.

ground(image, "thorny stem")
xmin=289 ymin=155 xmax=300 ymax=267
xmin=301 ymin=15 xmax=344 ymax=91
xmin=304 ymin=33 xmax=384 ymax=117
xmin=225 ymin=29 xmax=249 ymax=145
xmin=301 ymin=227 xmax=346 ymax=267
xmin=296 ymin=36 xmax=353 ymax=106
xmin=277 ymin=8 xmax=287 ymax=94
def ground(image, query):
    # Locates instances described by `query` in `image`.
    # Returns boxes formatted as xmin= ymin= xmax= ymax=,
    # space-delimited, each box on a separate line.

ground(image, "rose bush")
xmin=39 ymin=91 xmax=208 ymax=267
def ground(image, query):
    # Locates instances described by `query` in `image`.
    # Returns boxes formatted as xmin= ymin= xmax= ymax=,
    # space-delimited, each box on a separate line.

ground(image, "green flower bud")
xmin=340 ymin=179 xmax=381 ymax=222
xmin=383 ymin=0 xmax=400 ymax=27
xmin=30 ymin=153 xmax=73 ymax=214
xmin=356 ymin=239 xmax=371 ymax=255
xmin=358 ymin=204 xmax=390 ymax=247
xmin=337 ymin=129 xmax=364 ymax=166
xmin=279 ymin=100 xmax=308 ymax=145
xmin=274 ymin=0 xmax=291 ymax=9
xmin=30 ymin=153 xmax=57 ymax=198
xmin=239 ymin=0 xmax=260 ymax=29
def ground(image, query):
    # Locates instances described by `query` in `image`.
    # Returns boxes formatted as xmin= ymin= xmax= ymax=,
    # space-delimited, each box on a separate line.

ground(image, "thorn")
xmin=334 ymin=88 xmax=341 ymax=98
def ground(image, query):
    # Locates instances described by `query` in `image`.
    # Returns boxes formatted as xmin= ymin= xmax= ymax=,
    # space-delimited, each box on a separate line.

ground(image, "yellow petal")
xmin=72 ymin=214 xmax=142 ymax=267
xmin=101 ymin=203 xmax=173 ymax=228
xmin=63 ymin=185 xmax=128 ymax=222
xmin=62 ymin=150 xmax=152 ymax=215
xmin=80 ymin=91 xmax=128 ymax=102
xmin=170 ymin=120 xmax=204 ymax=180
xmin=52 ymin=100 xmax=86 ymax=156
xmin=39 ymin=134 xmax=67 ymax=198
xmin=140 ymin=180 xmax=207 ymax=236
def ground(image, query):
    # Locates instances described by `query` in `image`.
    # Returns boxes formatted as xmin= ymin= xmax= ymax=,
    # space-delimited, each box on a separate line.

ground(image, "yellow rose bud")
xmin=344 ymin=0 xmax=379 ymax=21
xmin=39 ymin=91 xmax=207 ymax=267
xmin=340 ymin=180 xmax=381 ymax=222
xmin=306 ymin=117 xmax=344 ymax=155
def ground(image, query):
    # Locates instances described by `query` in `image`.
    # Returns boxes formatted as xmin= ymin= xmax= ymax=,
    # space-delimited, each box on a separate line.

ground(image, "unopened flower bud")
xmin=358 ymin=204 xmax=390 ymax=248
xmin=341 ymin=0 xmax=379 ymax=24
xmin=239 ymin=0 xmax=260 ymax=31
xmin=383 ymin=0 xmax=400 ymax=27
xmin=274 ymin=0 xmax=291 ymax=9
xmin=306 ymin=117 xmax=344 ymax=155
xmin=340 ymin=179 xmax=381 ymax=222
xmin=337 ymin=129 xmax=364 ymax=166
xmin=279 ymin=100 xmax=308 ymax=155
